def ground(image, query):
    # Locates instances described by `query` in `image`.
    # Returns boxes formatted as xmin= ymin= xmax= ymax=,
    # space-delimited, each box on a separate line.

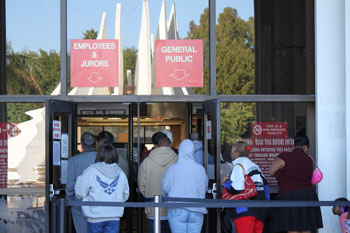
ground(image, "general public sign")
xmin=155 ymin=40 xmax=203 ymax=87
xmin=251 ymin=122 xmax=288 ymax=138
xmin=70 ymin=39 xmax=119 ymax=87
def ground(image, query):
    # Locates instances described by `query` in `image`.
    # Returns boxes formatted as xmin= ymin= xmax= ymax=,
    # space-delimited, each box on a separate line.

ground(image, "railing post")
xmin=154 ymin=195 xmax=161 ymax=233
xmin=58 ymin=198 xmax=66 ymax=233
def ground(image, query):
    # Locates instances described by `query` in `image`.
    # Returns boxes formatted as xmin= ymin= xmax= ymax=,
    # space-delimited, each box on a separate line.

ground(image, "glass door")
xmin=45 ymin=100 xmax=76 ymax=233
xmin=203 ymin=99 xmax=221 ymax=233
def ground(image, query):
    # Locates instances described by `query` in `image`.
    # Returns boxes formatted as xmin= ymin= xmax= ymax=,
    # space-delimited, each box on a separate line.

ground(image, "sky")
xmin=6 ymin=0 xmax=254 ymax=52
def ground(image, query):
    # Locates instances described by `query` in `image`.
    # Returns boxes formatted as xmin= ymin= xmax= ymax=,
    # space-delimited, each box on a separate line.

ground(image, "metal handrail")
xmin=51 ymin=196 xmax=350 ymax=233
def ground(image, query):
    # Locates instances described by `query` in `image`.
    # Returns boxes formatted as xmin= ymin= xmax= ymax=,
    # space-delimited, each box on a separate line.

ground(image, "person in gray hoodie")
xmin=162 ymin=139 xmax=209 ymax=233
xmin=190 ymin=132 xmax=214 ymax=166
xmin=75 ymin=143 xmax=129 ymax=233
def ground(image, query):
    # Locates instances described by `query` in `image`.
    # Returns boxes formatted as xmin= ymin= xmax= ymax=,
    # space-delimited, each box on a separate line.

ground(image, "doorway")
xmin=46 ymin=100 xmax=220 ymax=233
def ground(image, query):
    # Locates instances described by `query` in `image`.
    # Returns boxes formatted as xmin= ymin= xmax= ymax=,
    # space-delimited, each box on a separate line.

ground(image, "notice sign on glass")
xmin=251 ymin=122 xmax=288 ymax=138
xmin=155 ymin=40 xmax=203 ymax=87
xmin=0 ymin=123 xmax=8 ymax=188
xmin=70 ymin=39 xmax=119 ymax=87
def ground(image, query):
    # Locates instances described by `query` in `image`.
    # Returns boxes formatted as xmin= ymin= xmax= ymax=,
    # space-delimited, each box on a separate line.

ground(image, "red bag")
xmin=221 ymin=163 xmax=257 ymax=200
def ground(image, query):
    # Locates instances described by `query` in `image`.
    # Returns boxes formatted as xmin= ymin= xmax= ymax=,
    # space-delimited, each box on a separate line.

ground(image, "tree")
xmin=123 ymin=47 xmax=137 ymax=84
xmin=188 ymin=7 xmax=256 ymax=144
xmin=83 ymin=29 xmax=98 ymax=39
xmin=6 ymin=45 xmax=44 ymax=95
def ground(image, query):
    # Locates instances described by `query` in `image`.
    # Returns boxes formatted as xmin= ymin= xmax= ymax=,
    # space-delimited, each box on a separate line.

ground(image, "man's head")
xmin=81 ymin=132 xmax=96 ymax=152
xmin=190 ymin=132 xmax=201 ymax=141
xmin=161 ymin=129 xmax=174 ymax=144
xmin=155 ymin=132 xmax=171 ymax=147
xmin=98 ymin=131 xmax=114 ymax=144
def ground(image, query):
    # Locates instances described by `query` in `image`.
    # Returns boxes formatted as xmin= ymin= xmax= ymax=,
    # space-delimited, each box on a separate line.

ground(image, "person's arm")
xmin=224 ymin=164 xmax=244 ymax=195
xmin=65 ymin=158 xmax=76 ymax=200
xmin=137 ymin=162 xmax=147 ymax=197
xmin=161 ymin=168 xmax=173 ymax=197
xmin=75 ymin=169 xmax=91 ymax=200
xmin=269 ymin=157 xmax=285 ymax=176
xmin=122 ymin=174 xmax=130 ymax=202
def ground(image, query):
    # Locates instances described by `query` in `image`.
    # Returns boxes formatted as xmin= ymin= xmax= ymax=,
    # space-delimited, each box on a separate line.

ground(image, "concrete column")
xmin=346 ymin=0 xmax=350 ymax=199
xmin=316 ymin=0 xmax=346 ymax=232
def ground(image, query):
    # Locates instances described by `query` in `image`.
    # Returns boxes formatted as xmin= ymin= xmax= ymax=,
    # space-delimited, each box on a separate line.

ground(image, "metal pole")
xmin=154 ymin=195 xmax=161 ymax=233
xmin=51 ymin=197 xmax=57 ymax=233
xmin=58 ymin=198 xmax=66 ymax=233
xmin=60 ymin=0 xmax=67 ymax=96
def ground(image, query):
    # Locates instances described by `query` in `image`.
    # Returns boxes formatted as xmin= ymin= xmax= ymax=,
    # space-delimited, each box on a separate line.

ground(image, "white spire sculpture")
xmin=135 ymin=0 xmax=152 ymax=95
xmin=113 ymin=3 xmax=124 ymax=95
xmin=167 ymin=2 xmax=179 ymax=40
xmin=167 ymin=2 xmax=194 ymax=95
xmin=151 ymin=0 xmax=174 ymax=95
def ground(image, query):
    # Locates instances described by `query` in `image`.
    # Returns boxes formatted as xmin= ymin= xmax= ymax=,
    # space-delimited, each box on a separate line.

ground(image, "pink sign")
xmin=155 ymin=40 xmax=203 ymax=87
xmin=251 ymin=122 xmax=288 ymax=138
xmin=70 ymin=39 xmax=119 ymax=87
xmin=249 ymin=138 xmax=294 ymax=185
xmin=0 ymin=122 xmax=8 ymax=188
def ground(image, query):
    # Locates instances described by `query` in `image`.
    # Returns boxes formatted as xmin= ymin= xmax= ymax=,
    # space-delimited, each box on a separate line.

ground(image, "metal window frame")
xmin=0 ymin=1 xmax=316 ymax=233
xmin=0 ymin=0 xmax=315 ymax=105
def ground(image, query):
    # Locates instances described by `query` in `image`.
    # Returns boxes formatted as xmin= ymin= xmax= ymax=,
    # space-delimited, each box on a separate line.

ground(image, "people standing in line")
xmin=66 ymin=132 xmax=97 ymax=233
xmin=332 ymin=197 xmax=350 ymax=233
xmin=137 ymin=132 xmax=178 ymax=233
xmin=223 ymin=141 xmax=268 ymax=233
xmin=190 ymin=131 xmax=214 ymax=166
xmin=162 ymin=139 xmax=208 ymax=233
xmin=269 ymin=134 xmax=323 ymax=233
xmin=99 ymin=131 xmax=129 ymax=178
xmin=75 ymin=143 xmax=129 ymax=233
xmin=161 ymin=129 xmax=178 ymax=154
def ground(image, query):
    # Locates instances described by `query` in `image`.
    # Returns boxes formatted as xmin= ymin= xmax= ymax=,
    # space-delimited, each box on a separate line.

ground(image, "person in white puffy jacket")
xmin=75 ymin=143 xmax=129 ymax=233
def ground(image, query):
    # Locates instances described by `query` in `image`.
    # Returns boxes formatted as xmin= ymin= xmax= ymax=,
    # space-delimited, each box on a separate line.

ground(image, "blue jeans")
xmin=168 ymin=208 xmax=204 ymax=233
xmin=147 ymin=219 xmax=171 ymax=233
xmin=88 ymin=220 xmax=120 ymax=233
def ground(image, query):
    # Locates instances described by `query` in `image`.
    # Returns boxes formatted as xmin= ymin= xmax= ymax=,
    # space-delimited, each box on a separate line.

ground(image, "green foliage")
xmin=7 ymin=103 xmax=44 ymax=123
xmin=6 ymin=43 xmax=60 ymax=122
xmin=123 ymin=47 xmax=137 ymax=84
xmin=188 ymin=7 xmax=256 ymax=144
xmin=221 ymin=102 xmax=255 ymax=145
xmin=83 ymin=29 xmax=98 ymax=39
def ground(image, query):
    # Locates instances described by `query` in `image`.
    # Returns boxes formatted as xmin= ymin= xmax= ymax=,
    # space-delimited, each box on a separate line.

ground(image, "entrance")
xmin=46 ymin=100 xmax=221 ymax=233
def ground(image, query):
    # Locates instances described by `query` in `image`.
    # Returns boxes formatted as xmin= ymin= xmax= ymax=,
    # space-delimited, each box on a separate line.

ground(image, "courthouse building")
xmin=0 ymin=0 xmax=349 ymax=232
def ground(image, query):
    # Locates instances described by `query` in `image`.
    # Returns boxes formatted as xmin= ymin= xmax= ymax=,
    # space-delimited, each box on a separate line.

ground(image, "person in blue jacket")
xmin=162 ymin=139 xmax=208 ymax=233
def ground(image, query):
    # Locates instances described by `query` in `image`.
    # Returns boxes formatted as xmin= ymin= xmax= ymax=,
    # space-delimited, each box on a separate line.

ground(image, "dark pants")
xmin=147 ymin=219 xmax=171 ymax=233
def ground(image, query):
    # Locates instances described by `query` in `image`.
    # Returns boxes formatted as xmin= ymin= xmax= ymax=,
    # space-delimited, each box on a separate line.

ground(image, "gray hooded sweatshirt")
xmin=75 ymin=162 xmax=129 ymax=223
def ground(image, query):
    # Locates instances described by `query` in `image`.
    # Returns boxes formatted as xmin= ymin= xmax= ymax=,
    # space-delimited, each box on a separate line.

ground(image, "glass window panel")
xmin=67 ymin=0 xmax=208 ymax=96
xmin=1 ymin=103 xmax=46 ymax=188
xmin=220 ymin=102 xmax=315 ymax=190
xmin=6 ymin=0 xmax=61 ymax=95
xmin=216 ymin=1 xmax=315 ymax=95
xmin=0 ymin=194 xmax=45 ymax=232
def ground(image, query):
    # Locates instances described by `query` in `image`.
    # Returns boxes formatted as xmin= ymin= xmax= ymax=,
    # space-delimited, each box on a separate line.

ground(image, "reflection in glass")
xmin=0 ymin=195 xmax=45 ymax=232
xmin=3 ymin=103 xmax=45 ymax=187
xmin=6 ymin=0 xmax=60 ymax=95
xmin=220 ymin=102 xmax=315 ymax=187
